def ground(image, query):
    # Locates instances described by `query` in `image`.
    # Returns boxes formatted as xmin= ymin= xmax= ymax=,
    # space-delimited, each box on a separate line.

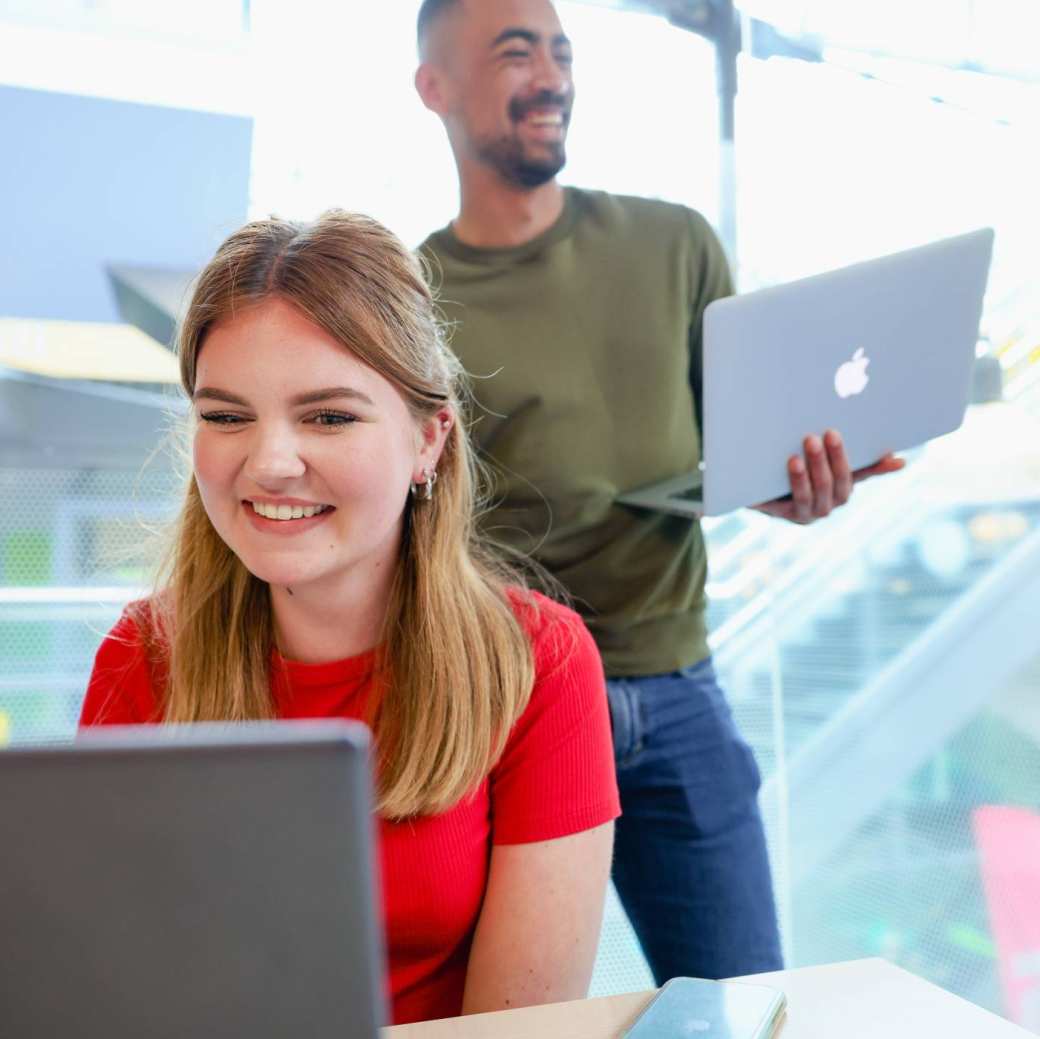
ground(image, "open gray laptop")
xmin=618 ymin=228 xmax=994 ymax=517
xmin=0 ymin=721 xmax=385 ymax=1039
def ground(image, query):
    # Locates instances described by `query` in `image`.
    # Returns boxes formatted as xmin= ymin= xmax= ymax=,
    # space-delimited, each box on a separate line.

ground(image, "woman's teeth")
xmin=251 ymin=502 xmax=329 ymax=521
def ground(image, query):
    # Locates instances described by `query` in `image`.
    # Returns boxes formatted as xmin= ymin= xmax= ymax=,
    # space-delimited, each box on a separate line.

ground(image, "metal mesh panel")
xmin=0 ymin=464 xmax=180 ymax=744
xmin=789 ymin=682 xmax=1040 ymax=1027
xmin=589 ymin=886 xmax=655 ymax=996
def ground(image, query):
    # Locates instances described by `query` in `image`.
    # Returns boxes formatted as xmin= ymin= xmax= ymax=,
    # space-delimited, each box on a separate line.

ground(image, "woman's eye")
xmin=310 ymin=410 xmax=357 ymax=428
xmin=199 ymin=412 xmax=247 ymax=426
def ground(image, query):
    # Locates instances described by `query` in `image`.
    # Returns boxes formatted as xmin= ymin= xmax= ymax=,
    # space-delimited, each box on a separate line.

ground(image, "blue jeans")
xmin=607 ymin=657 xmax=783 ymax=983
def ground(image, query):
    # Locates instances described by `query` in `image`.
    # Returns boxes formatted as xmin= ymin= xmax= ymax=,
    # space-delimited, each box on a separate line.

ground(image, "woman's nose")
xmin=245 ymin=428 xmax=306 ymax=484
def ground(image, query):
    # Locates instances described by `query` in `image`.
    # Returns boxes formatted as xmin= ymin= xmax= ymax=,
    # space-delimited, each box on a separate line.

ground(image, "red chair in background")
xmin=973 ymin=805 xmax=1040 ymax=1030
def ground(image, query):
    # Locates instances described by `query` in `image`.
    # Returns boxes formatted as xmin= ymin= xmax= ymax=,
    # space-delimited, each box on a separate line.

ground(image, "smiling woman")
xmin=77 ymin=209 xmax=619 ymax=1025
xmin=190 ymin=296 xmax=437 ymax=640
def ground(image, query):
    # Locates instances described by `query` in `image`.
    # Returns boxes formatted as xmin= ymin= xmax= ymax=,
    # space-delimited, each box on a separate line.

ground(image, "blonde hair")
xmin=141 ymin=210 xmax=534 ymax=818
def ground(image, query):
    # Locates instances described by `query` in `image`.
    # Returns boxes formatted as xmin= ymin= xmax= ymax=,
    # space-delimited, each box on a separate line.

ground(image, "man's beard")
xmin=474 ymin=91 xmax=571 ymax=189
xmin=475 ymin=134 xmax=567 ymax=189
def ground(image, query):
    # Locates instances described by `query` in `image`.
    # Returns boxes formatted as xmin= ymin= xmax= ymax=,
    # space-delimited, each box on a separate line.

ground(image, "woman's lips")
xmin=242 ymin=501 xmax=336 ymax=534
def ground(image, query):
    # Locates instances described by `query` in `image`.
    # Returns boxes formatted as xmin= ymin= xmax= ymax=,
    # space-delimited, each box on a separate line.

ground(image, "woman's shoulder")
xmin=94 ymin=599 xmax=153 ymax=653
xmin=504 ymin=587 xmax=599 ymax=681
xmin=80 ymin=598 xmax=164 ymax=726
xmin=505 ymin=587 xmax=586 ymax=641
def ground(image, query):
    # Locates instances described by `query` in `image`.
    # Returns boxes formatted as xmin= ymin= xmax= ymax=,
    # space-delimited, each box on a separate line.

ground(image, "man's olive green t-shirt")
xmin=420 ymin=187 xmax=733 ymax=677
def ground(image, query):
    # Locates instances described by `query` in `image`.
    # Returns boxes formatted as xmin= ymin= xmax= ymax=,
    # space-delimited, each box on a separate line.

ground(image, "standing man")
xmin=415 ymin=0 xmax=901 ymax=983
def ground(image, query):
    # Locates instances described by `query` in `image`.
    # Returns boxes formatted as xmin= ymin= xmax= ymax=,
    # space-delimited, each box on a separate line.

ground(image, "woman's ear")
xmin=413 ymin=406 xmax=455 ymax=482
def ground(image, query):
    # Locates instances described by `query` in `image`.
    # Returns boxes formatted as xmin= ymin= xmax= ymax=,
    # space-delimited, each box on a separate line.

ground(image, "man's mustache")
xmin=509 ymin=91 xmax=572 ymax=123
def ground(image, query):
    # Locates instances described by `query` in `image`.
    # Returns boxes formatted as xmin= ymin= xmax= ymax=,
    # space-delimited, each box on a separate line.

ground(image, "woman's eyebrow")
xmin=290 ymin=387 xmax=375 ymax=407
xmin=193 ymin=387 xmax=249 ymax=405
xmin=192 ymin=387 xmax=375 ymax=407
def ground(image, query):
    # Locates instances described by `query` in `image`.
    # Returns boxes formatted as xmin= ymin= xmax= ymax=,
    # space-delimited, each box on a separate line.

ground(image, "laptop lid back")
xmin=701 ymin=228 xmax=994 ymax=515
xmin=0 ymin=721 xmax=385 ymax=1039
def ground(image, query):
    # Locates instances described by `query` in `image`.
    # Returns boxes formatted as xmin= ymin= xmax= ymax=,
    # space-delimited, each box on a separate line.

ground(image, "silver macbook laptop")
xmin=0 ymin=721 xmax=385 ymax=1039
xmin=618 ymin=228 xmax=994 ymax=517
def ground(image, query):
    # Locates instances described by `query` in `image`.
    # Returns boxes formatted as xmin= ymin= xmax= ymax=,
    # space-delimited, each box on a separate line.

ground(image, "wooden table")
xmin=386 ymin=958 xmax=1032 ymax=1038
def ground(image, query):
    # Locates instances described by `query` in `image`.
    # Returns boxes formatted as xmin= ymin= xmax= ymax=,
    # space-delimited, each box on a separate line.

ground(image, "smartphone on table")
xmin=620 ymin=976 xmax=787 ymax=1038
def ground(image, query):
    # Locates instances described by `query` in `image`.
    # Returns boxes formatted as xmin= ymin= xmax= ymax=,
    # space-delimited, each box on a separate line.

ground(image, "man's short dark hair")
xmin=417 ymin=0 xmax=461 ymax=56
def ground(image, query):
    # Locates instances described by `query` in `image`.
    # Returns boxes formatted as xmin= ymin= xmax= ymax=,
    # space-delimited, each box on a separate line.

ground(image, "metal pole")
xmin=714 ymin=0 xmax=740 ymax=274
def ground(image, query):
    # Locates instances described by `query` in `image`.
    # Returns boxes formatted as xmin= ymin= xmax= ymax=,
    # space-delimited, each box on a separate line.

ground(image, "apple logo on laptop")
xmin=834 ymin=348 xmax=870 ymax=398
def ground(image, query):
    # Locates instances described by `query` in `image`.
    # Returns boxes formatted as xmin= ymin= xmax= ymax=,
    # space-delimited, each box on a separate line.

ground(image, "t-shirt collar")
xmin=430 ymin=186 xmax=580 ymax=266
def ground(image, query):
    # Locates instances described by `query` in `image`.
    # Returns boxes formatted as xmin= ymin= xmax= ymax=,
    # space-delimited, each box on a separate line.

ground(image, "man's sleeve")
xmin=686 ymin=208 xmax=736 ymax=435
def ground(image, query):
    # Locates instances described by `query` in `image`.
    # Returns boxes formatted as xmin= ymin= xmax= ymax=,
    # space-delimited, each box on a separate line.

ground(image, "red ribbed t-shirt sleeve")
xmin=79 ymin=606 xmax=162 ymax=727
xmin=489 ymin=592 xmax=621 ymax=845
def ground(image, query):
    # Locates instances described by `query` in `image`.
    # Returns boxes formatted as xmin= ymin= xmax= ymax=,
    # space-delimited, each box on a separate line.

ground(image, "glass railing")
xmin=695 ymin=364 xmax=1040 ymax=1021
xmin=590 ymin=388 xmax=1040 ymax=999
xmin=714 ymin=408 xmax=1040 ymax=770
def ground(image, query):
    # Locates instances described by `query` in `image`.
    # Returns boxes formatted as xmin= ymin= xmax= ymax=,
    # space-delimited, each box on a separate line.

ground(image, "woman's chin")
xmin=241 ymin=560 xmax=318 ymax=592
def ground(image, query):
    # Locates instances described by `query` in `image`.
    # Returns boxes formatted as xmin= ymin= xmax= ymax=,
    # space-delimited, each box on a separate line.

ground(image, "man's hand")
xmin=754 ymin=429 xmax=905 ymax=525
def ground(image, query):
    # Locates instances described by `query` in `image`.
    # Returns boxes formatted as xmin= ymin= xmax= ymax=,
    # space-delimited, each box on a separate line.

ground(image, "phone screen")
xmin=622 ymin=977 xmax=786 ymax=1039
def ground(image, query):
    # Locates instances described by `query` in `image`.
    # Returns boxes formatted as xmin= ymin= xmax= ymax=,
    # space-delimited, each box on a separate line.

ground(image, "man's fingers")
xmin=788 ymin=454 xmax=813 ymax=523
xmin=805 ymin=435 xmax=833 ymax=517
xmin=824 ymin=429 xmax=853 ymax=505
xmin=768 ymin=448 xmax=904 ymax=525
xmin=852 ymin=453 xmax=906 ymax=483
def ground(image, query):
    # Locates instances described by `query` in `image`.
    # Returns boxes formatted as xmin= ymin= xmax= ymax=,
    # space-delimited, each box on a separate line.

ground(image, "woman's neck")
xmin=268 ymin=561 xmax=397 ymax=665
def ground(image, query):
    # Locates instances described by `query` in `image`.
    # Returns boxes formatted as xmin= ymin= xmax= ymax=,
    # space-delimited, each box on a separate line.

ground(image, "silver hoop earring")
xmin=411 ymin=468 xmax=437 ymax=501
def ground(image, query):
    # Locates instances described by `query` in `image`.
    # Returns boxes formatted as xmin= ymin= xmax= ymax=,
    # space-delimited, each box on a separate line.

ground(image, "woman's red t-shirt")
xmin=78 ymin=590 xmax=620 ymax=1025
